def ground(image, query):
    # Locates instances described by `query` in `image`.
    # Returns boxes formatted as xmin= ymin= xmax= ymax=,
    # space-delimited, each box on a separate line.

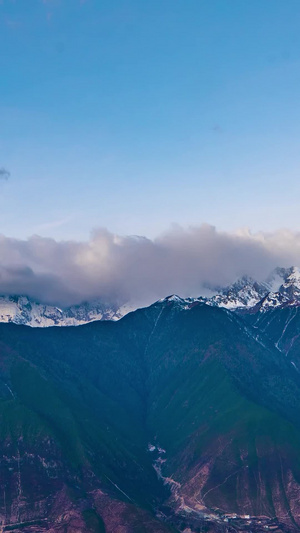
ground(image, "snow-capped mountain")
xmin=158 ymin=267 xmax=300 ymax=313
xmin=204 ymin=267 xmax=300 ymax=312
xmin=158 ymin=294 xmax=207 ymax=307
xmin=1 ymin=266 xmax=300 ymax=327
xmin=208 ymin=276 xmax=269 ymax=309
xmin=0 ymin=295 xmax=124 ymax=327
xmin=256 ymin=266 xmax=300 ymax=311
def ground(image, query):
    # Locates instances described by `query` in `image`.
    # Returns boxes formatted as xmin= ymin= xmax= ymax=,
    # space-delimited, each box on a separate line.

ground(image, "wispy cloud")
xmin=0 ymin=225 xmax=299 ymax=307
xmin=34 ymin=215 xmax=75 ymax=232
xmin=0 ymin=168 xmax=10 ymax=180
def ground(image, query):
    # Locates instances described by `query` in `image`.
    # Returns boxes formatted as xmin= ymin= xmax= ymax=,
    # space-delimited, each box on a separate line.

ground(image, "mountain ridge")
xmin=1 ymin=266 xmax=300 ymax=328
xmin=0 ymin=300 xmax=300 ymax=530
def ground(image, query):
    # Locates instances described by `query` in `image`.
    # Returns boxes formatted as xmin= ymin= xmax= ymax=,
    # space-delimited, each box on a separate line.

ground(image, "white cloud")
xmin=0 ymin=224 xmax=299 ymax=307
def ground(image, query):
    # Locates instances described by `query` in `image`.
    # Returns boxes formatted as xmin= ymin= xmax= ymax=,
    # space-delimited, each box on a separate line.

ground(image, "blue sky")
xmin=1 ymin=0 xmax=300 ymax=240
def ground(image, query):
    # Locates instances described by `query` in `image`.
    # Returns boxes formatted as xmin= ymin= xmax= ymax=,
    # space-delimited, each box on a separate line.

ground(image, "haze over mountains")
xmin=0 ymin=266 xmax=299 ymax=327
xmin=2 ymin=226 xmax=300 ymax=311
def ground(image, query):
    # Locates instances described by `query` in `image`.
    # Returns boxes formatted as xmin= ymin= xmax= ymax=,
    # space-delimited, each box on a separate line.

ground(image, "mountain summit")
xmin=257 ymin=266 xmax=300 ymax=310
xmin=1 ymin=266 xmax=300 ymax=327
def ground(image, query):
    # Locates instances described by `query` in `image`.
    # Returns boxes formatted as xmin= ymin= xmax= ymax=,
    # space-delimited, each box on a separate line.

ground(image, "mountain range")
xmin=0 ymin=266 xmax=299 ymax=327
xmin=0 ymin=268 xmax=300 ymax=531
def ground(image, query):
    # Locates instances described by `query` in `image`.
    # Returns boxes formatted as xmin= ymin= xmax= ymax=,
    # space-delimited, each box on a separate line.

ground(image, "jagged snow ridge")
xmin=259 ymin=266 xmax=300 ymax=310
xmin=158 ymin=267 xmax=300 ymax=313
xmin=0 ymin=296 xmax=123 ymax=327
xmin=208 ymin=276 xmax=269 ymax=310
xmin=1 ymin=266 xmax=300 ymax=327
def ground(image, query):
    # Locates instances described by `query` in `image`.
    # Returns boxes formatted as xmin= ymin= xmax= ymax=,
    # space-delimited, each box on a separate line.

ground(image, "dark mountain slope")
xmin=0 ymin=321 xmax=172 ymax=531
xmin=0 ymin=302 xmax=299 ymax=530
xmin=245 ymin=306 xmax=300 ymax=366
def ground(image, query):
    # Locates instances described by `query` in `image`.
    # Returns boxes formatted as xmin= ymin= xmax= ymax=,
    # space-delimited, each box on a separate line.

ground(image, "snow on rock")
xmin=207 ymin=276 xmax=269 ymax=310
xmin=2 ymin=266 xmax=300 ymax=328
xmin=258 ymin=266 xmax=300 ymax=311
xmin=0 ymin=295 xmax=124 ymax=327
xmin=207 ymin=266 xmax=300 ymax=312
xmin=158 ymin=267 xmax=300 ymax=313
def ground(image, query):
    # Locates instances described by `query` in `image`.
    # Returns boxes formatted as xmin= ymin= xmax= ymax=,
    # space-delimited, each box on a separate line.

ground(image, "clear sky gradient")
xmin=1 ymin=0 xmax=300 ymax=240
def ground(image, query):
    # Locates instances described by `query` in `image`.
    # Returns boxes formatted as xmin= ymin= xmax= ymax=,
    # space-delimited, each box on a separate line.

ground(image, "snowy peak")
xmin=157 ymin=294 xmax=207 ymax=311
xmin=159 ymin=294 xmax=185 ymax=304
xmin=157 ymin=278 xmax=269 ymax=312
xmin=208 ymin=267 xmax=300 ymax=312
xmin=258 ymin=266 xmax=300 ymax=311
xmin=264 ymin=266 xmax=292 ymax=292
xmin=208 ymin=276 xmax=269 ymax=310
xmin=1 ymin=266 xmax=300 ymax=327
xmin=281 ymin=266 xmax=300 ymax=291
xmin=0 ymin=295 xmax=123 ymax=327
xmin=159 ymin=267 xmax=300 ymax=313
xmin=264 ymin=266 xmax=300 ymax=291
xmin=160 ymin=294 xmax=206 ymax=304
